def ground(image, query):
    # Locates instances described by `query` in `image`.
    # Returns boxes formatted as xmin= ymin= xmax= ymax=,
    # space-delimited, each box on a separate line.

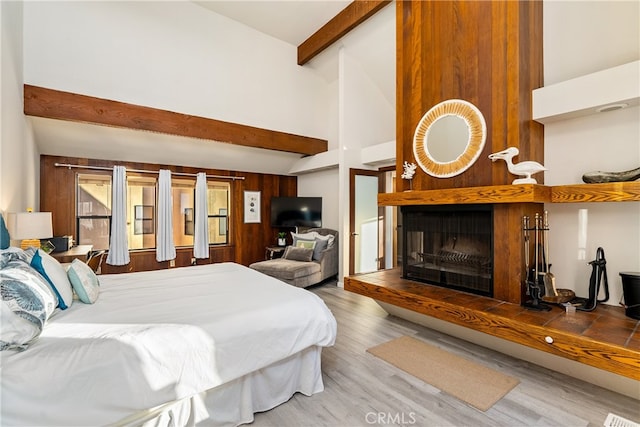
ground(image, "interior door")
xmin=349 ymin=169 xmax=381 ymax=275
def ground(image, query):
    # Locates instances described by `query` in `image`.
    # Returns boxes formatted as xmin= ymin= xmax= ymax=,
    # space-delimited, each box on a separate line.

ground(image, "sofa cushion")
xmin=311 ymin=238 xmax=328 ymax=261
xmin=283 ymin=246 xmax=314 ymax=262
xmin=292 ymin=231 xmax=335 ymax=248
xmin=250 ymin=259 xmax=320 ymax=281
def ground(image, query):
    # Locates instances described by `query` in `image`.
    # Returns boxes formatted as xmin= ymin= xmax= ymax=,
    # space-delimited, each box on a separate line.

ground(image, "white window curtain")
xmin=156 ymin=169 xmax=176 ymax=262
xmin=106 ymin=166 xmax=130 ymax=266
xmin=193 ymin=172 xmax=210 ymax=259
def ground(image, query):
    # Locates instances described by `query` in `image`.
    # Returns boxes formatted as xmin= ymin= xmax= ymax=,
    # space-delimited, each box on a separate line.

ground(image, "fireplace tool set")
xmin=522 ymin=211 xmax=576 ymax=311
xmin=522 ymin=212 xmax=613 ymax=312
xmin=522 ymin=212 xmax=550 ymax=310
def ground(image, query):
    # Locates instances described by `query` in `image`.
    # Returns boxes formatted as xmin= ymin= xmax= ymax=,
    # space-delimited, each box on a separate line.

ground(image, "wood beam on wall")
xmin=297 ymin=0 xmax=391 ymax=66
xmin=24 ymin=85 xmax=327 ymax=156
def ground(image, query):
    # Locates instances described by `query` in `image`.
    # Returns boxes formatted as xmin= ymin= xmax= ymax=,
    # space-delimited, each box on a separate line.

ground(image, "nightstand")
xmin=51 ymin=245 xmax=93 ymax=263
xmin=265 ymin=246 xmax=286 ymax=260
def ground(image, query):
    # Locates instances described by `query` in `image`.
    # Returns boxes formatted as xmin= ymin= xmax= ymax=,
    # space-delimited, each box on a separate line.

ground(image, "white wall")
xmin=23 ymin=1 xmax=330 ymax=143
xmin=1 ymin=0 xmax=39 ymax=217
xmin=298 ymin=168 xmax=340 ymax=231
xmin=544 ymin=0 xmax=640 ymax=85
xmin=21 ymin=0 xmax=396 ymax=280
xmin=297 ymin=3 xmax=395 ymax=283
xmin=543 ymin=1 xmax=640 ymax=306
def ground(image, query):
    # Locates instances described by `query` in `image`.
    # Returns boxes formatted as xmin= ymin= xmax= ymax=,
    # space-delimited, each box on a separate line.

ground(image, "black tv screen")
xmin=271 ymin=197 xmax=322 ymax=228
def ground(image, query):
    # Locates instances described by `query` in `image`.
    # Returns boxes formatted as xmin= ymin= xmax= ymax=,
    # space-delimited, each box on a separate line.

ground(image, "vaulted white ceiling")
xmin=29 ymin=1 xmax=395 ymax=176
xmin=193 ymin=1 xmax=351 ymax=46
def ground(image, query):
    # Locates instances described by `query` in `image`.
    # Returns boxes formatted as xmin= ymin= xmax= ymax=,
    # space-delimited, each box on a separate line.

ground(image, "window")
xmin=207 ymin=183 xmax=230 ymax=244
xmin=128 ymin=176 xmax=157 ymax=250
xmin=173 ymin=179 xmax=195 ymax=247
xmin=77 ymin=174 xmax=112 ymax=250
xmin=76 ymin=172 xmax=231 ymax=250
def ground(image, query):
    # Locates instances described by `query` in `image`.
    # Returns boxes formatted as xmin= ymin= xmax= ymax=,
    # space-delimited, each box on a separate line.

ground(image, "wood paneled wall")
xmin=396 ymin=0 xmax=543 ymax=191
xmin=394 ymin=1 xmax=544 ymax=304
xmin=40 ymin=155 xmax=296 ymax=273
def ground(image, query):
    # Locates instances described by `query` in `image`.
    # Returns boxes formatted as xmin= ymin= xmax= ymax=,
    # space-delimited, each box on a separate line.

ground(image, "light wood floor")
xmin=251 ymin=283 xmax=640 ymax=427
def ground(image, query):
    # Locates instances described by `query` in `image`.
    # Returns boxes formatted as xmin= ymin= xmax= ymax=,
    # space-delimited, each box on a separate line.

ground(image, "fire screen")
xmin=401 ymin=205 xmax=493 ymax=296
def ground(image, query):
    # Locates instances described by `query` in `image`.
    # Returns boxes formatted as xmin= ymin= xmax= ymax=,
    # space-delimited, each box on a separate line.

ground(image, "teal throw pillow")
xmin=30 ymin=249 xmax=73 ymax=310
xmin=67 ymin=259 xmax=100 ymax=304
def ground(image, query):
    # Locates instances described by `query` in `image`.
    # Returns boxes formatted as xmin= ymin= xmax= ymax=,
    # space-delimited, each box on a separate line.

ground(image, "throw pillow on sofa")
xmin=291 ymin=231 xmax=335 ymax=248
xmin=283 ymin=246 xmax=314 ymax=262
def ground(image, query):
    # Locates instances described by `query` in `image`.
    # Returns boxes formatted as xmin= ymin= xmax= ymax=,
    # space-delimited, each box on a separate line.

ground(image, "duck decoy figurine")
xmin=488 ymin=147 xmax=547 ymax=184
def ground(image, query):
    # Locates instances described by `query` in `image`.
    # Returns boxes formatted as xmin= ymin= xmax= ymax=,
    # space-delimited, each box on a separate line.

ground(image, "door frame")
xmin=349 ymin=168 xmax=384 ymax=276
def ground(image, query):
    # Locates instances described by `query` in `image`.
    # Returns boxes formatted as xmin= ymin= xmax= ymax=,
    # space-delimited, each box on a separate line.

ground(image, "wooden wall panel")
xmin=392 ymin=0 xmax=544 ymax=305
xmin=40 ymin=155 xmax=296 ymax=272
xmin=396 ymin=0 xmax=543 ymax=192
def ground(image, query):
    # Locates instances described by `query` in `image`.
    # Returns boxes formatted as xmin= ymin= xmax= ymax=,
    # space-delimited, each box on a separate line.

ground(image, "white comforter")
xmin=0 ymin=263 xmax=337 ymax=426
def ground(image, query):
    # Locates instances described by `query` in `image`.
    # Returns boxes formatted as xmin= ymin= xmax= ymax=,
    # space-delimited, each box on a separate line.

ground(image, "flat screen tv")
xmin=270 ymin=197 xmax=322 ymax=228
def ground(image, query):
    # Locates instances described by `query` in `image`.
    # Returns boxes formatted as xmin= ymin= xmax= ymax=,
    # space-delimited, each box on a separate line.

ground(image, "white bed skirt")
xmin=112 ymin=345 xmax=325 ymax=427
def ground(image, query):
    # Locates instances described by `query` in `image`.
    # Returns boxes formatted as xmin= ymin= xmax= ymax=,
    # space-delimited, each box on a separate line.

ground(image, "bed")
xmin=0 ymin=257 xmax=337 ymax=426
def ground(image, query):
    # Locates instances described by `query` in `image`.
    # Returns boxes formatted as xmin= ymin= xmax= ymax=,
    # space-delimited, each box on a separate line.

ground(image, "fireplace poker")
xmin=523 ymin=215 xmax=530 ymax=287
xmin=534 ymin=213 xmax=540 ymax=289
xmin=543 ymin=211 xmax=558 ymax=297
xmin=523 ymin=213 xmax=550 ymax=311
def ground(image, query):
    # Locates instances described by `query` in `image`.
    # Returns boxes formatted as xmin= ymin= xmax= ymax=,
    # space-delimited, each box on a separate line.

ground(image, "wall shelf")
xmin=288 ymin=149 xmax=339 ymax=175
xmin=551 ymin=181 xmax=640 ymax=203
xmin=379 ymin=182 xmax=640 ymax=206
xmin=533 ymin=60 xmax=640 ymax=124
xmin=378 ymin=184 xmax=551 ymax=206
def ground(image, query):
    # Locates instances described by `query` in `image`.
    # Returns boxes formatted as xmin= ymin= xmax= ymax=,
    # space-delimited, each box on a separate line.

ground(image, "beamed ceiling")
xmin=27 ymin=1 xmax=394 ymax=176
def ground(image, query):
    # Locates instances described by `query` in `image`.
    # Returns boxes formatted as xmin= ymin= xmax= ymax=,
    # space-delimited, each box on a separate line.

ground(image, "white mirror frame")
xmin=412 ymin=99 xmax=487 ymax=178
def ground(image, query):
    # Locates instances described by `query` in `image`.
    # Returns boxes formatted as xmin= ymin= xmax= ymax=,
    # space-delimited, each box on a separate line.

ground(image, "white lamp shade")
xmin=6 ymin=212 xmax=53 ymax=240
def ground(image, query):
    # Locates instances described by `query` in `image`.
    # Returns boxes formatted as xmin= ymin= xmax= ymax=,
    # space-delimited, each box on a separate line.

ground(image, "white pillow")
xmin=291 ymin=231 xmax=316 ymax=241
xmin=0 ymin=259 xmax=57 ymax=350
xmin=30 ymin=249 xmax=73 ymax=310
xmin=292 ymin=231 xmax=335 ymax=248
xmin=67 ymin=259 xmax=100 ymax=304
xmin=313 ymin=232 xmax=335 ymax=248
xmin=0 ymin=247 xmax=35 ymax=269
xmin=0 ymin=300 xmax=40 ymax=351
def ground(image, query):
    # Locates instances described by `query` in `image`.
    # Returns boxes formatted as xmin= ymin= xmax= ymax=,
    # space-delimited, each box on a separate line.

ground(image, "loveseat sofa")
xmin=249 ymin=228 xmax=338 ymax=288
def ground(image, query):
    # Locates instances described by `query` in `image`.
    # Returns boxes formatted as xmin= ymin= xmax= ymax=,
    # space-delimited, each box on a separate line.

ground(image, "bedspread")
xmin=0 ymin=263 xmax=337 ymax=426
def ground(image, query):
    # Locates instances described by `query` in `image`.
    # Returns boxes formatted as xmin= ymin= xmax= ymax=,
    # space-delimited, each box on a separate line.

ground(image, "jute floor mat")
xmin=367 ymin=335 xmax=520 ymax=411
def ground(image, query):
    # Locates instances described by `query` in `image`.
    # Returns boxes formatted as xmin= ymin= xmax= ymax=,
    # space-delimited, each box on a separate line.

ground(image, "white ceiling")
xmin=193 ymin=1 xmax=351 ymax=46
xmin=31 ymin=1 xmax=395 ymax=176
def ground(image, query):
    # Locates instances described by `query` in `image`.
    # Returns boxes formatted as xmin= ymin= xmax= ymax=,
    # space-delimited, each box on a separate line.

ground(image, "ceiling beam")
xmin=24 ymin=85 xmax=328 ymax=156
xmin=297 ymin=0 xmax=391 ymax=66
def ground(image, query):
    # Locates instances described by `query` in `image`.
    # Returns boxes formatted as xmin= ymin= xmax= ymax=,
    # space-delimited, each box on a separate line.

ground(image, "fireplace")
xmin=401 ymin=205 xmax=493 ymax=297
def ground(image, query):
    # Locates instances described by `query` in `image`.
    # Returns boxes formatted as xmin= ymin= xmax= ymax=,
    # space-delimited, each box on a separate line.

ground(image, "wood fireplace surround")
xmin=377 ymin=1 xmax=546 ymax=306
xmin=344 ymin=1 xmax=640 ymax=385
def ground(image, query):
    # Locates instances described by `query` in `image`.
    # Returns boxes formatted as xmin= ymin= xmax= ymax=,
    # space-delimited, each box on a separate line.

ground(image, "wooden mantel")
xmin=379 ymin=182 xmax=640 ymax=206
xmin=379 ymin=184 xmax=552 ymax=205
xmin=23 ymin=85 xmax=328 ymax=156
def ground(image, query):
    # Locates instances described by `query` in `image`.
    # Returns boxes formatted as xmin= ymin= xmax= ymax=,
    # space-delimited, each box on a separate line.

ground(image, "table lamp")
xmin=7 ymin=211 xmax=53 ymax=250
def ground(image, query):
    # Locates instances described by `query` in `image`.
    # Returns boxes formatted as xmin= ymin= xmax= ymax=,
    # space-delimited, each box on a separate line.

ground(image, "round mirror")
xmin=413 ymin=99 xmax=487 ymax=178
xmin=426 ymin=115 xmax=470 ymax=163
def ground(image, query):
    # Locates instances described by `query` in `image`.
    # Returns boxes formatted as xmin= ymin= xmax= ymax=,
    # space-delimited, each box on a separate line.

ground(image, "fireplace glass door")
xmin=401 ymin=205 xmax=493 ymax=296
